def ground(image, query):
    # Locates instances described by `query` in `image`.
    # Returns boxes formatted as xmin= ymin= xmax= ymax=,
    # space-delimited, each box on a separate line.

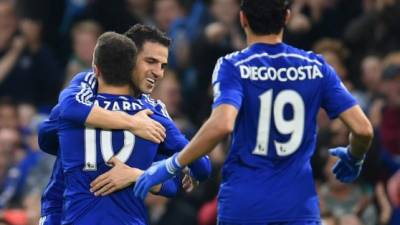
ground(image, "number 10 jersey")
xmin=58 ymin=93 xmax=187 ymax=225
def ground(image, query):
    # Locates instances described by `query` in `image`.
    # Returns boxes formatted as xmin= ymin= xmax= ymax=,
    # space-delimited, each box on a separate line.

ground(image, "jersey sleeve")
xmin=58 ymin=72 xmax=97 ymax=124
xmin=158 ymin=118 xmax=211 ymax=181
xmin=158 ymin=119 xmax=189 ymax=155
xmin=152 ymin=154 xmax=181 ymax=197
xmin=211 ymin=57 xmax=243 ymax=110
xmin=38 ymin=105 xmax=61 ymax=155
xmin=155 ymin=176 xmax=180 ymax=197
xmin=321 ymin=63 xmax=357 ymax=119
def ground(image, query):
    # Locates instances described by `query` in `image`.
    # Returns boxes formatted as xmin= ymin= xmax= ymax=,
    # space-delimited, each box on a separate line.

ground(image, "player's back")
xmin=58 ymin=94 xmax=160 ymax=225
xmin=213 ymin=43 xmax=356 ymax=223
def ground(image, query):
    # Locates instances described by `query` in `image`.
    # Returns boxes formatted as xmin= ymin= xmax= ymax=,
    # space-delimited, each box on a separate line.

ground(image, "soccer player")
xmin=40 ymin=25 xmax=210 ymax=225
xmin=133 ymin=0 xmax=374 ymax=224
xmin=57 ymin=32 xmax=179 ymax=225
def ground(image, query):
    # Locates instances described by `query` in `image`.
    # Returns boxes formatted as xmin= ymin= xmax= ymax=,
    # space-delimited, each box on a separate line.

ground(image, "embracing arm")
xmin=38 ymin=118 xmax=59 ymax=155
xmin=89 ymin=157 xmax=181 ymax=197
xmin=59 ymin=72 xmax=165 ymax=143
xmin=38 ymin=105 xmax=61 ymax=155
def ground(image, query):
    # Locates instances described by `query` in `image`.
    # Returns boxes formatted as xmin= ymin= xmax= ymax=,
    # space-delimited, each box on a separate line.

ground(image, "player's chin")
xmin=141 ymin=86 xmax=154 ymax=94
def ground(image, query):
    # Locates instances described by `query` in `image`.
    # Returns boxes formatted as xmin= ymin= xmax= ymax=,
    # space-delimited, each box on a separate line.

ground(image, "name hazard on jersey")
xmin=93 ymin=99 xmax=144 ymax=111
xmin=239 ymin=65 xmax=323 ymax=82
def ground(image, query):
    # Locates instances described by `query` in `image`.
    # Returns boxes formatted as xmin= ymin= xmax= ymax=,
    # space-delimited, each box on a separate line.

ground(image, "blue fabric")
xmin=38 ymin=105 xmax=60 ymax=155
xmin=58 ymin=71 xmax=97 ymax=125
xmin=134 ymin=154 xmax=178 ymax=200
xmin=40 ymin=71 xmax=211 ymax=224
xmin=156 ymin=177 xmax=180 ymax=198
xmin=58 ymin=93 xmax=192 ymax=224
xmin=212 ymin=42 xmax=357 ymax=223
xmin=329 ymin=147 xmax=365 ymax=183
xmin=40 ymin=213 xmax=62 ymax=225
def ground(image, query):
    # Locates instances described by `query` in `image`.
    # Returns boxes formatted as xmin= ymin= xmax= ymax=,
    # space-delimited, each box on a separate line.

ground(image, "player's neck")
xmin=246 ymin=31 xmax=283 ymax=46
xmin=98 ymin=83 xmax=131 ymax=96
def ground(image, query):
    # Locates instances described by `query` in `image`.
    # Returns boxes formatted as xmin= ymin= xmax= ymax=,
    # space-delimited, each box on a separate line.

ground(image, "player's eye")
xmin=146 ymin=58 xmax=157 ymax=64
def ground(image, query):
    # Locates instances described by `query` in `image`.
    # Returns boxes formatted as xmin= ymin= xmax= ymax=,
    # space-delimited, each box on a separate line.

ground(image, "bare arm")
xmin=86 ymin=106 xmax=166 ymax=143
xmin=90 ymin=157 xmax=168 ymax=196
xmin=339 ymin=105 xmax=374 ymax=159
xmin=59 ymin=72 xmax=166 ymax=143
xmin=177 ymin=104 xmax=238 ymax=166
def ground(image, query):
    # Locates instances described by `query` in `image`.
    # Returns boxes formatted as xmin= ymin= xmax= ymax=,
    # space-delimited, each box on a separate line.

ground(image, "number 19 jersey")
xmin=212 ymin=43 xmax=357 ymax=223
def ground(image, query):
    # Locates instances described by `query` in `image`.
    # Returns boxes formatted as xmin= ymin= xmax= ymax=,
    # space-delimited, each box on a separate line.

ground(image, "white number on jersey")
xmin=84 ymin=128 xmax=135 ymax=171
xmin=253 ymin=89 xmax=305 ymax=157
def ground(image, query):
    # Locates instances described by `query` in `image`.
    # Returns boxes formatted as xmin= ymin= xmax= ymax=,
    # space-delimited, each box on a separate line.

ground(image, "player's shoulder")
xmin=69 ymin=70 xmax=96 ymax=88
xmin=219 ymin=49 xmax=251 ymax=66
xmin=211 ymin=50 xmax=249 ymax=83
xmin=285 ymin=44 xmax=327 ymax=66
xmin=140 ymin=94 xmax=171 ymax=120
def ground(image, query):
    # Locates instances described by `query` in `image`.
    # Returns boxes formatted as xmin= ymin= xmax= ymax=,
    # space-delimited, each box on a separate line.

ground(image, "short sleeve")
xmin=211 ymin=57 xmax=243 ymax=110
xmin=321 ymin=64 xmax=357 ymax=119
xmin=158 ymin=119 xmax=189 ymax=155
xmin=58 ymin=72 xmax=97 ymax=124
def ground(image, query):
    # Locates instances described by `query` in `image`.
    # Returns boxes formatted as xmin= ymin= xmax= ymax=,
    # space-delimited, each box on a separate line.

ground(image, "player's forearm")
xmin=349 ymin=132 xmax=373 ymax=159
xmin=339 ymin=105 xmax=374 ymax=159
xmin=177 ymin=117 xmax=231 ymax=166
xmin=127 ymin=168 xmax=162 ymax=192
xmin=85 ymin=105 xmax=134 ymax=130
xmin=130 ymin=168 xmax=162 ymax=193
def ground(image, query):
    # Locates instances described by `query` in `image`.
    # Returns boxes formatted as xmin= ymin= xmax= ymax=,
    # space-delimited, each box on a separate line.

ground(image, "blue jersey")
xmin=212 ymin=43 xmax=357 ymax=223
xmin=58 ymin=93 xmax=190 ymax=225
xmin=39 ymin=105 xmax=64 ymax=218
xmin=39 ymin=72 xmax=97 ymax=222
xmin=40 ymin=71 xmax=210 ymax=224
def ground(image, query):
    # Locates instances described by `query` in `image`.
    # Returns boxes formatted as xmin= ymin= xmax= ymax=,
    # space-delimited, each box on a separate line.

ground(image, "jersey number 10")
xmin=83 ymin=128 xmax=136 ymax=171
xmin=252 ymin=89 xmax=305 ymax=157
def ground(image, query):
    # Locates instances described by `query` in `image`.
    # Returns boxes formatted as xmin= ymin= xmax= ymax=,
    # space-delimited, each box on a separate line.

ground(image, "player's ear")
xmin=93 ymin=64 xmax=100 ymax=78
xmin=239 ymin=11 xmax=248 ymax=29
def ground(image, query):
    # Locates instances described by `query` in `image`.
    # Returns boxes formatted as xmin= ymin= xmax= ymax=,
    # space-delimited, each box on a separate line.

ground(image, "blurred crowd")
xmin=0 ymin=0 xmax=399 ymax=225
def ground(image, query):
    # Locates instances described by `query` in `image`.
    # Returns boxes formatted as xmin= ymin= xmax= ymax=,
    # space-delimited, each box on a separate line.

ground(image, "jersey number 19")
xmin=253 ymin=89 xmax=305 ymax=157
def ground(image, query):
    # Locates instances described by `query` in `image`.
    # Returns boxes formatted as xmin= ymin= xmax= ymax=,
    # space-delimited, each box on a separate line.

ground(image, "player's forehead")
xmin=139 ymin=41 xmax=168 ymax=64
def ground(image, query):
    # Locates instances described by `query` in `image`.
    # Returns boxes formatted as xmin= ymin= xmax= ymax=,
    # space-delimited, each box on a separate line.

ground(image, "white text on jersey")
xmin=94 ymin=100 xmax=143 ymax=111
xmin=239 ymin=65 xmax=323 ymax=82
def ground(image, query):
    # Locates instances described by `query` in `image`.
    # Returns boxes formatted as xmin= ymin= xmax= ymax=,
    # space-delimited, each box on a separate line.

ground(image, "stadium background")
xmin=0 ymin=0 xmax=399 ymax=224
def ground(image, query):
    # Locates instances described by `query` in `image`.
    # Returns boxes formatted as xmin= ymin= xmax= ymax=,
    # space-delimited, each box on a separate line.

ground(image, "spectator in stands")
xmin=379 ymin=64 xmax=400 ymax=156
xmin=0 ymin=99 xmax=18 ymax=129
xmin=64 ymin=20 xmax=102 ymax=86
xmin=152 ymin=70 xmax=196 ymax=137
xmin=320 ymin=156 xmax=378 ymax=225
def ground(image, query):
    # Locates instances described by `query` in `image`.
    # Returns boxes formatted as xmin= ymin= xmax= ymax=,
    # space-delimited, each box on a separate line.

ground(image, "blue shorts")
xmin=218 ymin=221 xmax=321 ymax=225
xmin=39 ymin=213 xmax=62 ymax=225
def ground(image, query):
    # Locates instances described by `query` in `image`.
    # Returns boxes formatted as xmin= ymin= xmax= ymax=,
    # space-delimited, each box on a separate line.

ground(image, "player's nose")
xmin=152 ymin=69 xmax=163 ymax=80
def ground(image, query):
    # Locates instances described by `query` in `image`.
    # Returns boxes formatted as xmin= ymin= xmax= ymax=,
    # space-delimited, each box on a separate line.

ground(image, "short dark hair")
xmin=124 ymin=24 xmax=171 ymax=50
xmin=240 ymin=0 xmax=291 ymax=35
xmin=94 ymin=32 xmax=137 ymax=86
